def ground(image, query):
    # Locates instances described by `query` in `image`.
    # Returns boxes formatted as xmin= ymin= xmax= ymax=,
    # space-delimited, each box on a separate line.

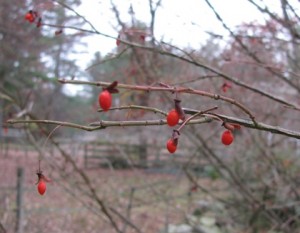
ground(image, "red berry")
xmin=3 ymin=127 xmax=8 ymax=134
xmin=140 ymin=34 xmax=145 ymax=41
xmin=221 ymin=130 xmax=234 ymax=146
xmin=166 ymin=109 xmax=180 ymax=127
xmin=166 ymin=139 xmax=177 ymax=153
xmin=37 ymin=180 xmax=46 ymax=195
xmin=98 ymin=90 xmax=112 ymax=111
xmin=25 ymin=12 xmax=35 ymax=23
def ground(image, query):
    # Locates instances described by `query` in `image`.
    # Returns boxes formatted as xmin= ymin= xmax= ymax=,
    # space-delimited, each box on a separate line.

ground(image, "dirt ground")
xmin=0 ymin=144 xmax=217 ymax=233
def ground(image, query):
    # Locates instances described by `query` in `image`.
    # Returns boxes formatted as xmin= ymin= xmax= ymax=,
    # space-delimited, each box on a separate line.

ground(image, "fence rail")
xmin=0 ymin=136 xmax=209 ymax=172
xmin=83 ymin=141 xmax=208 ymax=172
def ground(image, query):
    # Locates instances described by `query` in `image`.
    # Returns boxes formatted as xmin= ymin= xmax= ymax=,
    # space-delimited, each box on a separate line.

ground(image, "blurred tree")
xmin=0 ymin=0 xmax=86 ymax=136
xmin=0 ymin=0 xmax=45 ymax=136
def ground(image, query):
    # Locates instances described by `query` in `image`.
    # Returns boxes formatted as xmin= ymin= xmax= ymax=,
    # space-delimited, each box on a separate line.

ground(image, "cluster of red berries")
xmin=25 ymin=10 xmax=42 ymax=28
xmin=165 ymin=99 xmax=186 ymax=153
xmin=164 ymin=99 xmax=241 ymax=153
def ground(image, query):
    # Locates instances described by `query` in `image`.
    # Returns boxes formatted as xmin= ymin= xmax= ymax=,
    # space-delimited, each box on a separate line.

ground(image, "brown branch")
xmin=42 ymin=21 xmax=300 ymax=111
xmin=7 ymin=119 xmax=102 ymax=131
xmin=98 ymin=104 xmax=167 ymax=116
xmin=0 ymin=222 xmax=6 ymax=233
xmin=22 ymin=120 xmax=122 ymax=232
xmin=215 ymin=113 xmax=300 ymax=139
xmin=58 ymin=79 xmax=258 ymax=124
xmin=176 ymin=106 xmax=218 ymax=132
xmin=85 ymin=47 xmax=129 ymax=71
xmin=7 ymin=113 xmax=300 ymax=139
xmin=204 ymin=0 xmax=300 ymax=93
xmin=7 ymin=117 xmax=212 ymax=129
xmin=53 ymin=0 xmax=99 ymax=33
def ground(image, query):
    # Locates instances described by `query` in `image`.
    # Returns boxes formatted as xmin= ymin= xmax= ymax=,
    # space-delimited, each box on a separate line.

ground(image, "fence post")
xmin=84 ymin=144 xmax=88 ymax=168
xmin=15 ymin=167 xmax=24 ymax=233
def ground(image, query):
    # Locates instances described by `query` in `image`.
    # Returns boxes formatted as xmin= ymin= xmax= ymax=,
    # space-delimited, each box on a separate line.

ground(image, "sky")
xmin=72 ymin=0 xmax=269 ymax=66
xmin=64 ymin=0 xmax=292 ymax=94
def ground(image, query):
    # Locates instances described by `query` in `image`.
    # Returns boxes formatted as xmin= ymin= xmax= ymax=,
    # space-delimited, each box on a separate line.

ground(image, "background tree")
xmin=2 ymin=0 xmax=300 ymax=233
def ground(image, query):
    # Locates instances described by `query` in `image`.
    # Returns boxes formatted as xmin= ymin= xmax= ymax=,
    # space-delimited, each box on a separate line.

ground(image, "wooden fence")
xmin=83 ymin=141 xmax=208 ymax=172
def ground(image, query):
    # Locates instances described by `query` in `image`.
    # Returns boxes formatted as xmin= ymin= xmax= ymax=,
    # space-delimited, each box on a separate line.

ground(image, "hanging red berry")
xmin=25 ymin=12 xmax=35 ymax=23
xmin=166 ymin=139 xmax=177 ymax=153
xmin=98 ymin=81 xmax=119 ymax=112
xmin=37 ymin=180 xmax=46 ymax=195
xmin=98 ymin=90 xmax=112 ymax=111
xmin=36 ymin=169 xmax=51 ymax=196
xmin=166 ymin=109 xmax=180 ymax=127
xmin=140 ymin=34 xmax=145 ymax=41
xmin=221 ymin=130 xmax=234 ymax=146
xmin=25 ymin=10 xmax=38 ymax=23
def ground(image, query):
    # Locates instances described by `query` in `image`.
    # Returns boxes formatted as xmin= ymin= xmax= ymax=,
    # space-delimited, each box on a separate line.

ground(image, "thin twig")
xmin=7 ymin=113 xmax=300 ymax=139
xmin=98 ymin=104 xmax=167 ymax=116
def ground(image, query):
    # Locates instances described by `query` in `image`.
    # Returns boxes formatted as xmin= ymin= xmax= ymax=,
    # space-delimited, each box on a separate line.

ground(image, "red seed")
xmin=221 ymin=130 xmax=234 ymax=146
xmin=98 ymin=90 xmax=112 ymax=111
xmin=166 ymin=139 xmax=177 ymax=153
xmin=166 ymin=109 xmax=180 ymax=127
xmin=38 ymin=180 xmax=46 ymax=195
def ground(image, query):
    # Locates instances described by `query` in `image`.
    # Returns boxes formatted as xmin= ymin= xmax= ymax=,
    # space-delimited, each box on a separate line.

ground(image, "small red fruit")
xmin=221 ymin=130 xmax=234 ymax=146
xmin=3 ymin=127 xmax=8 ymax=134
xmin=166 ymin=139 xmax=177 ymax=153
xmin=166 ymin=109 xmax=180 ymax=127
xmin=140 ymin=34 xmax=145 ymax=41
xmin=25 ymin=12 xmax=34 ymax=22
xmin=37 ymin=180 xmax=46 ymax=195
xmin=98 ymin=90 xmax=112 ymax=111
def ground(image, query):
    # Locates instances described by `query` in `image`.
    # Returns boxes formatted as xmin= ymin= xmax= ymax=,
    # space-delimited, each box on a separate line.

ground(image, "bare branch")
xmin=58 ymin=79 xmax=258 ymax=123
